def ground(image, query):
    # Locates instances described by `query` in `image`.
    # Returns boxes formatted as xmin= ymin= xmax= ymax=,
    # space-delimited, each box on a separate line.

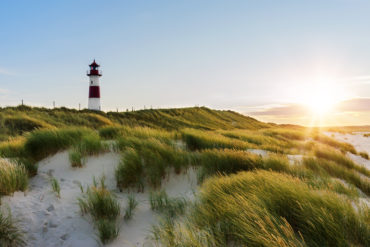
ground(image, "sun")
xmin=300 ymin=81 xmax=341 ymax=116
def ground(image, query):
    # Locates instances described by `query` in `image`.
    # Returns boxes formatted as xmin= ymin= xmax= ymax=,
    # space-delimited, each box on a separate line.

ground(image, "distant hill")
xmin=0 ymin=106 xmax=270 ymax=141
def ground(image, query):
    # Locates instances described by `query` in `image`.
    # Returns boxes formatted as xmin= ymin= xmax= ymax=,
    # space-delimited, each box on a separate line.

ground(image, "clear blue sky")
xmin=1 ymin=0 xmax=370 ymax=125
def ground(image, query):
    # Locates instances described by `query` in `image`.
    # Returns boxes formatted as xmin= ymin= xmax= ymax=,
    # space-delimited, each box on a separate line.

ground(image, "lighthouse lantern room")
xmin=87 ymin=60 xmax=102 ymax=111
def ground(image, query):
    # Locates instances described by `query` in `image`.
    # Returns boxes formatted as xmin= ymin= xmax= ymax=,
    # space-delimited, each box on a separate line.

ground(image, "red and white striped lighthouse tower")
xmin=87 ymin=60 xmax=102 ymax=111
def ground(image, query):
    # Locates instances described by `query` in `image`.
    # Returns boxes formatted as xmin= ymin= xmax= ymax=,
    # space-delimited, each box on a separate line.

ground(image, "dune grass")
xmin=312 ymin=133 xmax=357 ymax=154
xmin=149 ymin=190 xmax=187 ymax=218
xmin=364 ymin=133 xmax=370 ymax=137
xmin=0 ymin=159 xmax=28 ymax=196
xmin=303 ymin=157 xmax=370 ymax=196
xmin=0 ymin=210 xmax=25 ymax=247
xmin=78 ymin=177 xmax=120 ymax=244
xmin=98 ymin=126 xmax=121 ymax=139
xmin=68 ymin=149 xmax=85 ymax=167
xmin=124 ymin=194 xmax=138 ymax=220
xmin=359 ymin=151 xmax=369 ymax=160
xmin=24 ymin=128 xmax=93 ymax=161
xmin=50 ymin=177 xmax=60 ymax=198
xmin=314 ymin=147 xmax=370 ymax=177
xmin=156 ymin=170 xmax=369 ymax=247
xmin=116 ymin=137 xmax=189 ymax=190
xmin=181 ymin=128 xmax=254 ymax=151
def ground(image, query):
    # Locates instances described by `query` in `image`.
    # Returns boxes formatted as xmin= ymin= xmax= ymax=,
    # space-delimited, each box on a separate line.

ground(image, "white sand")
xmin=325 ymin=132 xmax=370 ymax=170
xmin=1 ymin=151 xmax=198 ymax=247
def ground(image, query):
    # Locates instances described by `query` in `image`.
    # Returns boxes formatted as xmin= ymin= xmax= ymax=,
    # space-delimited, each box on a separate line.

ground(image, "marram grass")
xmin=0 ymin=159 xmax=28 ymax=196
xmin=154 ymin=170 xmax=369 ymax=247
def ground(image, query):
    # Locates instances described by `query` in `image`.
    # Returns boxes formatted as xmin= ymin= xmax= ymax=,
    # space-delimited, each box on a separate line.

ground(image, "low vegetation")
xmin=124 ymin=194 xmax=138 ymax=220
xmin=50 ymin=177 xmax=60 ymax=198
xmin=0 ymin=210 xmax=25 ymax=247
xmin=153 ymin=171 xmax=369 ymax=247
xmin=78 ymin=177 xmax=120 ymax=244
xmin=359 ymin=151 xmax=369 ymax=160
xmin=149 ymin=190 xmax=187 ymax=218
xmin=0 ymin=159 xmax=28 ymax=196
xmin=1 ymin=106 xmax=369 ymax=246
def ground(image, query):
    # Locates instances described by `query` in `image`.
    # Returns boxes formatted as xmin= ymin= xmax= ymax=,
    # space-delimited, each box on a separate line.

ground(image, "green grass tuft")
xmin=0 ymin=210 xmax=25 ymax=247
xmin=124 ymin=194 xmax=138 ymax=220
xmin=0 ymin=159 xmax=28 ymax=196
xmin=50 ymin=177 xmax=60 ymax=198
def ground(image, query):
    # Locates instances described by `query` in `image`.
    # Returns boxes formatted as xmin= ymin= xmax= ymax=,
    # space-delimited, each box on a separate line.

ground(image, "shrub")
xmin=69 ymin=149 xmax=84 ymax=167
xmin=78 ymin=177 xmax=120 ymax=244
xmin=0 ymin=159 xmax=28 ymax=196
xmin=0 ymin=210 xmax=25 ymax=247
xmin=359 ymin=151 xmax=369 ymax=160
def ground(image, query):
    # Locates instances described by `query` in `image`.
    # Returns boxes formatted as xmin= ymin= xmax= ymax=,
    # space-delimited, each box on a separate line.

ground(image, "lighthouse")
xmin=87 ymin=60 xmax=102 ymax=111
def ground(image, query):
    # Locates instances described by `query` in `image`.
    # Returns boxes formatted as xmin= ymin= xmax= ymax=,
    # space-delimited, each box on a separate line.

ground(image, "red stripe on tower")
xmin=89 ymin=86 xmax=100 ymax=98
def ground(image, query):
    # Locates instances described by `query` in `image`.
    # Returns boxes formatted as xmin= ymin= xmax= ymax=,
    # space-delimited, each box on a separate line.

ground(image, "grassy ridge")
xmin=0 ymin=106 xmax=270 ymax=141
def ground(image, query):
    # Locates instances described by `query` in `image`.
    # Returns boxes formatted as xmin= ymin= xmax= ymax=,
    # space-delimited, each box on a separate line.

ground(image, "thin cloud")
xmin=335 ymin=98 xmax=370 ymax=112
xmin=249 ymin=104 xmax=310 ymax=117
xmin=0 ymin=67 xmax=15 ymax=76
xmin=248 ymin=97 xmax=370 ymax=117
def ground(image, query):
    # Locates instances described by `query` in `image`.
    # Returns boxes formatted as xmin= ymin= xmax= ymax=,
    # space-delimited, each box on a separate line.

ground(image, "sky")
xmin=1 ymin=0 xmax=370 ymax=126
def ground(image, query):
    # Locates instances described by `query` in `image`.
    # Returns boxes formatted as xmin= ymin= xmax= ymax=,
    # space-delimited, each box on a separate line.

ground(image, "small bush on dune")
xmin=68 ymin=149 xmax=85 ymax=167
xmin=0 ymin=159 xmax=28 ymax=196
xmin=0 ymin=210 xmax=25 ymax=247
xmin=78 ymin=177 xmax=120 ymax=244
xmin=359 ymin=151 xmax=369 ymax=160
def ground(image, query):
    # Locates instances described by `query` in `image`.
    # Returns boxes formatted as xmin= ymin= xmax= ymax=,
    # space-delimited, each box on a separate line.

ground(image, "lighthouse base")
xmin=88 ymin=98 xmax=101 ymax=111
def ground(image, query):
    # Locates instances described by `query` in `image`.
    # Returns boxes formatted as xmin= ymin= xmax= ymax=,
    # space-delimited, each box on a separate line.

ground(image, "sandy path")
xmin=327 ymin=132 xmax=370 ymax=170
xmin=1 ymin=151 xmax=197 ymax=247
